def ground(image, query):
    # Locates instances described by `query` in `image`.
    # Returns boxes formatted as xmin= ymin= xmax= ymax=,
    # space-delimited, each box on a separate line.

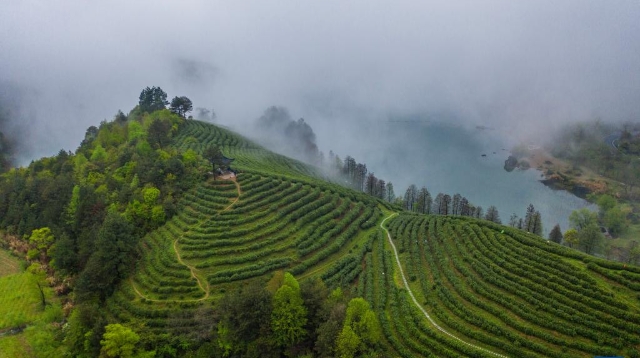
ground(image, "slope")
xmin=107 ymin=120 xmax=387 ymax=341
xmin=374 ymin=213 xmax=640 ymax=357
xmin=106 ymin=120 xmax=639 ymax=357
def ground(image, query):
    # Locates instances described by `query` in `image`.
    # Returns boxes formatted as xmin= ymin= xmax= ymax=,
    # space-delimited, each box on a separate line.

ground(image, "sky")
xmin=1 ymin=0 xmax=639 ymax=163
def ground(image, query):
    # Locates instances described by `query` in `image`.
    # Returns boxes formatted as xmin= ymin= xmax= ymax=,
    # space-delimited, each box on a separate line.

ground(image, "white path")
xmin=380 ymin=213 xmax=509 ymax=358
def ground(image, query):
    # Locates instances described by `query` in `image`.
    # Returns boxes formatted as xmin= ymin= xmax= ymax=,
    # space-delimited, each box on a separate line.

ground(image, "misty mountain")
xmin=254 ymin=106 xmax=320 ymax=164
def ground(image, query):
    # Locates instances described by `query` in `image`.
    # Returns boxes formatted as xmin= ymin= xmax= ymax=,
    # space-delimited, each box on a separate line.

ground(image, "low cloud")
xmin=0 ymin=0 xmax=638 ymax=166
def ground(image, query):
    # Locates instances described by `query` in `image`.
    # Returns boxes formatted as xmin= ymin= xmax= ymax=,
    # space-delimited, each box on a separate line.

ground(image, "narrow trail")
xmin=131 ymin=176 xmax=243 ymax=303
xmin=221 ymin=178 xmax=241 ymax=212
xmin=380 ymin=213 xmax=509 ymax=358
xmin=173 ymin=239 xmax=209 ymax=299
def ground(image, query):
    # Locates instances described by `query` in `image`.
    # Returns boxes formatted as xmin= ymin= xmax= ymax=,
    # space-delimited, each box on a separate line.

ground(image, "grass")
xmin=0 ymin=267 xmax=64 ymax=357
xmin=0 ymin=249 xmax=21 ymax=277
xmin=0 ymin=272 xmax=45 ymax=329
xmin=0 ymin=321 xmax=65 ymax=358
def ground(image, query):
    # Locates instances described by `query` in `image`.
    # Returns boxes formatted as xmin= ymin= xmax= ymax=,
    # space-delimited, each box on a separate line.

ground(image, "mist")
xmin=1 ymin=0 xmax=639 ymax=170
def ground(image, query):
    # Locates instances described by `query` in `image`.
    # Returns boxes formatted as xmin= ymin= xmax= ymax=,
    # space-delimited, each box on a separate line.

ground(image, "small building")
xmin=220 ymin=155 xmax=234 ymax=170
xmin=214 ymin=154 xmax=236 ymax=178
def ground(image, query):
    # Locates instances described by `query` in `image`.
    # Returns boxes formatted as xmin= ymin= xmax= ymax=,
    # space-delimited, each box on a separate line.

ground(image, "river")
xmin=326 ymin=120 xmax=596 ymax=235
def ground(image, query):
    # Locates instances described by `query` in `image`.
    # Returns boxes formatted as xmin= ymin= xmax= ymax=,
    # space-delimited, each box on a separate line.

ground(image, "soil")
xmin=217 ymin=172 xmax=236 ymax=180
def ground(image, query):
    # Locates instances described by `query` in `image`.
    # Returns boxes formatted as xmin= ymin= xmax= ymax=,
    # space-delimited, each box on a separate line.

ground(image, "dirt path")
xmin=222 ymin=179 xmax=241 ymax=212
xmin=173 ymin=238 xmax=209 ymax=299
xmin=131 ymin=177 xmax=243 ymax=302
xmin=380 ymin=213 xmax=509 ymax=358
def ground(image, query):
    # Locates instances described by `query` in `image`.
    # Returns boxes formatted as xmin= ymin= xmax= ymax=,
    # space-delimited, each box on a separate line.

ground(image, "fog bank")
xmin=1 ymin=1 xmax=639 ymax=165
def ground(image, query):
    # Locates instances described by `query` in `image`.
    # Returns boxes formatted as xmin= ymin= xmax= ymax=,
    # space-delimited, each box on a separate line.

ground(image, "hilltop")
xmin=0 ymin=95 xmax=639 ymax=357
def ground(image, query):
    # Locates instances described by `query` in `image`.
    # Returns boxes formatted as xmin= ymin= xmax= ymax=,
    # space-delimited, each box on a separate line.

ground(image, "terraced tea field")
xmin=109 ymin=120 xmax=639 ymax=356
xmin=107 ymin=121 xmax=385 ymax=339
xmin=371 ymin=213 xmax=640 ymax=357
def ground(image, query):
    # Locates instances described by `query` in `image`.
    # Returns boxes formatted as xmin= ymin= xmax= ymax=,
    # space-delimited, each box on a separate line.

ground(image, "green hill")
xmin=1 ymin=114 xmax=639 ymax=357
xmin=108 ymin=120 xmax=385 ymax=339
xmin=109 ymin=120 xmax=640 ymax=357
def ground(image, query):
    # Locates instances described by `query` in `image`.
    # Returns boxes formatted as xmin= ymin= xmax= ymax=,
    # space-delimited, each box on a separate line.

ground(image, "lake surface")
xmin=330 ymin=120 xmax=595 ymax=235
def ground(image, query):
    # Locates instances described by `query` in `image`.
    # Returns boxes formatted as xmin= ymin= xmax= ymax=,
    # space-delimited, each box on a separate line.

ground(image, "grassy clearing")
xmin=0 ymin=249 xmax=21 ymax=277
xmin=0 ymin=272 xmax=44 ymax=329
xmin=0 ymin=334 xmax=32 ymax=358
xmin=0 ymin=322 xmax=65 ymax=358
xmin=0 ymin=267 xmax=64 ymax=358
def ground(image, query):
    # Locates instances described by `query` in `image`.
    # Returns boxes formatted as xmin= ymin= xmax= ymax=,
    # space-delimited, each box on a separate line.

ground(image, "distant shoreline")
xmin=517 ymin=148 xmax=607 ymax=200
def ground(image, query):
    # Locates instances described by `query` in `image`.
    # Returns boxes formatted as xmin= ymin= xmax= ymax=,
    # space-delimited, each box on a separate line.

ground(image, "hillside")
xmin=1 ymin=116 xmax=639 ymax=357
xmin=109 ymin=120 xmax=640 ymax=357
xmin=108 ymin=120 xmax=386 ymax=343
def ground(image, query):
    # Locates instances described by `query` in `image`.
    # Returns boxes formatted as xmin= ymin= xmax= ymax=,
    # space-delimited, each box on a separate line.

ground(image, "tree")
xmin=147 ymin=119 xmax=172 ymax=149
xmin=50 ymin=232 xmax=78 ymax=273
xmin=364 ymin=173 xmax=377 ymax=196
xmin=114 ymin=110 xmax=127 ymax=123
xmin=549 ymin=224 xmax=563 ymax=244
xmin=509 ymin=213 xmax=519 ymax=228
xmin=459 ymin=197 xmax=471 ymax=216
xmin=385 ymin=182 xmax=395 ymax=203
xmin=76 ymin=212 xmax=137 ymax=301
xmin=27 ymin=227 xmax=55 ymax=261
xmin=342 ymin=156 xmax=356 ymax=183
xmin=376 ymin=179 xmax=386 ymax=200
xmin=564 ymin=228 xmax=579 ymax=249
xmin=195 ymin=107 xmax=216 ymax=122
xmin=569 ymin=208 xmax=604 ymax=254
xmin=354 ymin=163 xmax=367 ymax=191
xmin=271 ymin=273 xmax=307 ymax=348
xmin=579 ymin=224 xmax=604 ymax=255
xmin=336 ymin=298 xmax=380 ymax=358
xmin=216 ymin=280 xmax=273 ymax=356
xmin=203 ymin=145 xmax=223 ymax=173
xmin=138 ymin=86 xmax=168 ymax=113
xmin=336 ymin=326 xmax=360 ymax=358
xmin=300 ymin=278 xmax=329 ymax=349
xmin=627 ymin=240 xmax=640 ymax=265
xmin=433 ymin=193 xmax=444 ymax=214
xmin=485 ymin=206 xmax=501 ymax=224
xmin=416 ymin=187 xmax=432 ymax=214
xmin=100 ymin=324 xmax=154 ymax=358
xmin=284 ymin=118 xmax=320 ymax=163
xmin=404 ymin=185 xmax=418 ymax=211
xmin=603 ymin=206 xmax=628 ymax=236
xmin=169 ymin=96 xmax=193 ymax=118
xmin=524 ymin=204 xmax=536 ymax=232
xmin=596 ymin=194 xmax=617 ymax=217
xmin=569 ymin=208 xmax=598 ymax=231
xmin=530 ymin=211 xmax=543 ymax=236
xmin=314 ymin=293 xmax=346 ymax=357
xmin=452 ymin=194 xmax=462 ymax=215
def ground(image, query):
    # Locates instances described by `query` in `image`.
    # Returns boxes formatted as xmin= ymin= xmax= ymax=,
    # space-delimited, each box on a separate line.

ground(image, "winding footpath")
xmin=380 ymin=213 xmax=509 ymax=358
xmin=131 ymin=177 xmax=242 ymax=302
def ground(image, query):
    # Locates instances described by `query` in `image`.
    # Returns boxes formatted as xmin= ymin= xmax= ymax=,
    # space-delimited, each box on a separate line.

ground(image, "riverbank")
xmin=521 ymin=148 xmax=608 ymax=199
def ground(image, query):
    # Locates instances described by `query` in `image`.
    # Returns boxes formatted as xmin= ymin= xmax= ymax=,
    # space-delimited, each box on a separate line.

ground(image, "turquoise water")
xmin=335 ymin=120 xmax=595 ymax=235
